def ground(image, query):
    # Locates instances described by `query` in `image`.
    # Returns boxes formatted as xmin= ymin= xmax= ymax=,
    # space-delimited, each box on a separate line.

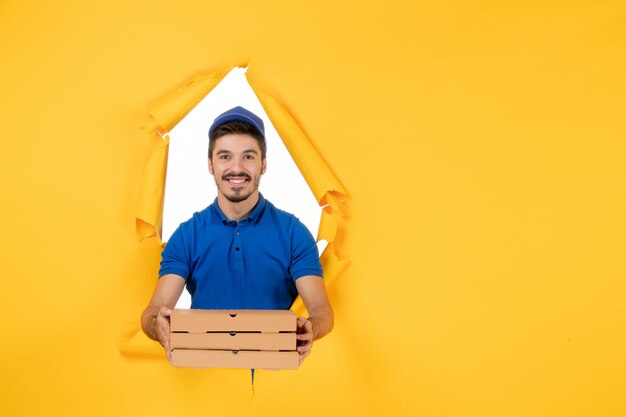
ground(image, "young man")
xmin=141 ymin=106 xmax=333 ymax=365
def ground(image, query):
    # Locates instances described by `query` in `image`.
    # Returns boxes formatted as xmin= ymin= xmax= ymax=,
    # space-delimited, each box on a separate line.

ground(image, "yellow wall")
xmin=1 ymin=1 xmax=625 ymax=416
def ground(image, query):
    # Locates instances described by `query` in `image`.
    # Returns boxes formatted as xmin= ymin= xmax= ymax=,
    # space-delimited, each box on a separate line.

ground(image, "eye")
xmin=243 ymin=155 xmax=254 ymax=160
xmin=219 ymin=154 xmax=230 ymax=160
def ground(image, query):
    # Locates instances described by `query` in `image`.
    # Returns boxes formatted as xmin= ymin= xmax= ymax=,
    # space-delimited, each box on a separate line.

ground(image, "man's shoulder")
xmin=263 ymin=199 xmax=297 ymax=219
xmin=262 ymin=199 xmax=304 ymax=228
xmin=261 ymin=199 xmax=315 ymax=241
xmin=175 ymin=204 xmax=216 ymax=232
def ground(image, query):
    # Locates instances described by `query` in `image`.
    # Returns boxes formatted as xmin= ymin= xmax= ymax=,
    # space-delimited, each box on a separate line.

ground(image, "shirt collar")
xmin=246 ymin=193 xmax=266 ymax=222
xmin=211 ymin=193 xmax=266 ymax=225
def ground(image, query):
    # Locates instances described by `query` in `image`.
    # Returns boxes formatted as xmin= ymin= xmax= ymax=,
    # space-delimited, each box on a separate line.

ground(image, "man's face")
xmin=208 ymin=133 xmax=266 ymax=203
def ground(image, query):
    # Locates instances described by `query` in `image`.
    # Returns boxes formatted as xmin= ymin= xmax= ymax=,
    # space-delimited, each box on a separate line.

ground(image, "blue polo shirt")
xmin=159 ymin=194 xmax=323 ymax=309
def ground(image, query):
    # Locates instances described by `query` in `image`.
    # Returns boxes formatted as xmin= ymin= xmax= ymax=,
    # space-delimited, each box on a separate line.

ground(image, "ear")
xmin=261 ymin=158 xmax=267 ymax=175
xmin=208 ymin=158 xmax=214 ymax=175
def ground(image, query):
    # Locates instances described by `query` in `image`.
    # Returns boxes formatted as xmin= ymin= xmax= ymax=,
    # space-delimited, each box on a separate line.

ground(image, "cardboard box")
xmin=170 ymin=309 xmax=299 ymax=370
xmin=170 ymin=309 xmax=297 ymax=333
xmin=171 ymin=349 xmax=299 ymax=370
xmin=171 ymin=332 xmax=296 ymax=350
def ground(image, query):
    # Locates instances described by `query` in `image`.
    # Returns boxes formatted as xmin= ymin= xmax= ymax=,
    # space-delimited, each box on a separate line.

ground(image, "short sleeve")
xmin=289 ymin=220 xmax=323 ymax=280
xmin=159 ymin=225 xmax=191 ymax=280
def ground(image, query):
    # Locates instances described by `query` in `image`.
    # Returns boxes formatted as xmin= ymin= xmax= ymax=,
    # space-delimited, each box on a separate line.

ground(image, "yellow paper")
xmin=3 ymin=2 xmax=626 ymax=417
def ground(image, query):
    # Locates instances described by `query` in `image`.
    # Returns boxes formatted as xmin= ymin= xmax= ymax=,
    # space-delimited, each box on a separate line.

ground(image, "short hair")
xmin=208 ymin=121 xmax=266 ymax=160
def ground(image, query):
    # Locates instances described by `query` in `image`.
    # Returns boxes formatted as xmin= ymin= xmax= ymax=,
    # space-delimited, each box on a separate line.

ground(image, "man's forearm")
xmin=308 ymin=306 xmax=334 ymax=341
xmin=141 ymin=275 xmax=185 ymax=344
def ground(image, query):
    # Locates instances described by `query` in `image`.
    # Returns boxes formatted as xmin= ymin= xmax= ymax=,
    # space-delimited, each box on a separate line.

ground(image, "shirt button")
xmin=235 ymin=247 xmax=240 ymax=251
xmin=236 ymin=231 xmax=240 ymax=236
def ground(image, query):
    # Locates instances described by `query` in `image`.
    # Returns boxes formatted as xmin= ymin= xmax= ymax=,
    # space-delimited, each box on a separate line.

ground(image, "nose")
xmin=231 ymin=156 xmax=245 ymax=172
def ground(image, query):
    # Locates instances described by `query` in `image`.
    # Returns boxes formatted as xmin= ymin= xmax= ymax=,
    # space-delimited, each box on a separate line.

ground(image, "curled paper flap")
xmin=135 ymin=68 xmax=232 ymax=243
xmin=246 ymin=76 xmax=347 ymax=202
xmin=135 ymin=139 xmax=169 ymax=243
xmin=317 ymin=207 xmax=337 ymax=243
xmin=141 ymin=69 xmax=230 ymax=134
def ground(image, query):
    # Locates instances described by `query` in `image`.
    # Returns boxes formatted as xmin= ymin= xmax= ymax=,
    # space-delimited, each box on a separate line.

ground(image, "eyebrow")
xmin=215 ymin=149 xmax=258 ymax=155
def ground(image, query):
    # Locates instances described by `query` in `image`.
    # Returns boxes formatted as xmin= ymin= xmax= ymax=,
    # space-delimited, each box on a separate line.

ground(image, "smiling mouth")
xmin=223 ymin=174 xmax=251 ymax=187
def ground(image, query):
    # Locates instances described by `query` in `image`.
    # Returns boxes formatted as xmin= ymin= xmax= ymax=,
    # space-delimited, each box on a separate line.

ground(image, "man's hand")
xmin=294 ymin=276 xmax=334 ymax=366
xmin=154 ymin=307 xmax=173 ymax=363
xmin=140 ymin=274 xmax=185 ymax=363
xmin=296 ymin=317 xmax=314 ymax=366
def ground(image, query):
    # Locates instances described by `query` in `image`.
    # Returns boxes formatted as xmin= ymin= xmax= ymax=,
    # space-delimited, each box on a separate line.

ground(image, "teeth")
xmin=228 ymin=178 xmax=246 ymax=184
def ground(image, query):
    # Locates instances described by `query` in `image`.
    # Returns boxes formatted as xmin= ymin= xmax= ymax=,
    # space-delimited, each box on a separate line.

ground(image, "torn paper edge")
xmin=122 ymin=65 xmax=349 ymax=356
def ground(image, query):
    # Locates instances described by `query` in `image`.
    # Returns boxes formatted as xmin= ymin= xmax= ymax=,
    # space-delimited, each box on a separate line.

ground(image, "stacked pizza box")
xmin=170 ymin=309 xmax=299 ymax=370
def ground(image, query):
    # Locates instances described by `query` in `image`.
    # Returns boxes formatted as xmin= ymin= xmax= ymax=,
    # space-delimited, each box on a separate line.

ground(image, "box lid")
xmin=170 ymin=309 xmax=297 ymax=333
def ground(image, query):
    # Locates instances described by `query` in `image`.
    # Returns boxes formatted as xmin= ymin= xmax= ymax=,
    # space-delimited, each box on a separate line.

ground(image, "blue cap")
xmin=208 ymin=106 xmax=265 ymax=139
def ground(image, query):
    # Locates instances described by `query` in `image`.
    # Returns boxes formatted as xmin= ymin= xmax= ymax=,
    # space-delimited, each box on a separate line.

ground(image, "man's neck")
xmin=217 ymin=192 xmax=260 ymax=222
